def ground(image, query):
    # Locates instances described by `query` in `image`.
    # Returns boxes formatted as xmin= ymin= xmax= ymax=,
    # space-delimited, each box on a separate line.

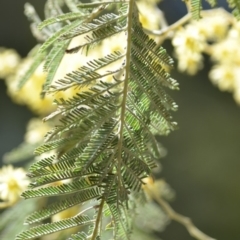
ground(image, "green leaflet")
xmin=190 ymin=0 xmax=202 ymax=20
xmin=60 ymin=13 xmax=126 ymax=41
xmin=190 ymin=0 xmax=240 ymax=20
xmin=16 ymin=215 xmax=92 ymax=240
xmin=22 ymin=178 xmax=95 ymax=198
xmin=228 ymin=0 xmax=240 ymax=19
xmin=42 ymin=39 xmax=71 ymax=95
xmin=39 ymin=19 xmax=83 ymax=52
xmin=29 ymin=147 xmax=87 ymax=178
xmin=17 ymin=49 xmax=46 ymax=89
xmin=108 ymin=204 xmax=131 ymax=239
xmin=24 ymin=188 xmax=101 ymax=224
xmin=38 ymin=12 xmax=86 ymax=30
xmin=18 ymin=0 xmax=179 ymax=239
xmin=52 ymin=51 xmax=125 ymax=87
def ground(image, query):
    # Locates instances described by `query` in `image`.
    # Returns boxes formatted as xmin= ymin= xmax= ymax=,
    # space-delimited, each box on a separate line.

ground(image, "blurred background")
xmin=0 ymin=0 xmax=240 ymax=239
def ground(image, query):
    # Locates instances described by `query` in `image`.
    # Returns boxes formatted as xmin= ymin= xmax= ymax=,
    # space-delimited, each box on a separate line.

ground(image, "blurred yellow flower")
xmin=210 ymin=64 xmax=240 ymax=105
xmin=177 ymin=52 xmax=203 ymax=75
xmin=0 ymin=48 xmax=21 ymax=79
xmin=209 ymin=64 xmax=236 ymax=92
xmin=229 ymin=19 xmax=240 ymax=39
xmin=6 ymin=59 xmax=56 ymax=116
xmin=5 ymin=55 xmax=89 ymax=115
xmin=172 ymin=25 xmax=205 ymax=75
xmin=208 ymin=18 xmax=240 ymax=105
xmin=24 ymin=118 xmax=51 ymax=144
xmin=211 ymin=38 xmax=240 ymax=65
xmin=194 ymin=13 xmax=230 ymax=41
xmin=0 ymin=165 xmax=29 ymax=206
xmin=137 ymin=1 xmax=161 ymax=30
xmin=172 ymin=26 xmax=205 ymax=55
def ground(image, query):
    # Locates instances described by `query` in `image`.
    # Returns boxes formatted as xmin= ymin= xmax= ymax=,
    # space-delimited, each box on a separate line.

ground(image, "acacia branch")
xmin=91 ymin=198 xmax=105 ymax=240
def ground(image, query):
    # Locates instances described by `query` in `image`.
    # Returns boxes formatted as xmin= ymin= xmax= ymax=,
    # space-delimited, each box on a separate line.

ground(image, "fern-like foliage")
xmin=16 ymin=0 xmax=179 ymax=239
xmin=227 ymin=0 xmax=240 ymax=20
xmin=190 ymin=0 xmax=202 ymax=20
xmin=190 ymin=0 xmax=240 ymax=20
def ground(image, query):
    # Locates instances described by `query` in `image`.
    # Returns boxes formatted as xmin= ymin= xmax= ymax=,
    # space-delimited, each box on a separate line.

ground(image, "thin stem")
xmin=116 ymin=0 xmax=134 ymax=187
xmin=74 ymin=205 xmax=95 ymax=217
xmin=91 ymin=198 xmax=105 ymax=240
xmin=144 ymin=7 xmax=233 ymax=38
xmin=183 ymin=0 xmax=191 ymax=13
xmin=143 ymin=13 xmax=191 ymax=37
xmin=153 ymin=194 xmax=216 ymax=240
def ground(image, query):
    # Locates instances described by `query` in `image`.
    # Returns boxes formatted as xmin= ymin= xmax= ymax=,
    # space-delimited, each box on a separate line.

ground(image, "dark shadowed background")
xmin=0 ymin=0 xmax=240 ymax=239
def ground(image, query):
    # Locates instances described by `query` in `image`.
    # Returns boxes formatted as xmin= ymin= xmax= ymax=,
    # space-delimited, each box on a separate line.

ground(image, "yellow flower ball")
xmin=0 ymin=165 xmax=29 ymax=206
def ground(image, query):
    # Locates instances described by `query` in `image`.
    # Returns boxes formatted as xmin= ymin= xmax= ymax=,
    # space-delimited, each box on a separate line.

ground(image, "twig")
xmin=142 ymin=0 xmax=191 ymax=38
xmin=144 ymin=8 xmax=233 ymax=38
xmin=183 ymin=0 xmax=191 ymax=13
xmin=91 ymin=198 xmax=105 ymax=240
xmin=154 ymin=195 xmax=216 ymax=240
xmin=74 ymin=205 xmax=95 ymax=217
xmin=143 ymin=13 xmax=191 ymax=37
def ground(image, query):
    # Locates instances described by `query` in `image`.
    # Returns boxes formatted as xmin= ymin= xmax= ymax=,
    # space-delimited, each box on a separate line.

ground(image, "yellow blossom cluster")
xmin=209 ymin=19 xmax=240 ymax=104
xmin=2 ymin=35 xmax=123 ymax=116
xmin=5 ymin=48 xmax=90 ymax=116
xmin=171 ymin=9 xmax=240 ymax=104
xmin=172 ymin=24 xmax=205 ymax=75
xmin=137 ymin=1 xmax=162 ymax=31
xmin=24 ymin=118 xmax=51 ymax=144
xmin=0 ymin=48 xmax=20 ymax=79
xmin=172 ymin=10 xmax=230 ymax=75
xmin=6 ymin=59 xmax=56 ymax=115
xmin=0 ymin=165 xmax=29 ymax=208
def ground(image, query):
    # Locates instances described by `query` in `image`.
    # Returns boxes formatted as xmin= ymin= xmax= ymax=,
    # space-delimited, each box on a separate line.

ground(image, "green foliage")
xmin=17 ymin=45 xmax=46 ymax=89
xmin=24 ymin=189 xmax=101 ymax=224
xmin=190 ymin=0 xmax=202 ymax=20
xmin=16 ymin=0 xmax=179 ymax=239
xmin=16 ymin=215 xmax=92 ymax=240
xmin=4 ymin=0 xmax=239 ymax=239
xmin=42 ymin=40 xmax=71 ymax=95
xmin=190 ymin=0 xmax=240 ymax=20
xmin=227 ymin=0 xmax=240 ymax=19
